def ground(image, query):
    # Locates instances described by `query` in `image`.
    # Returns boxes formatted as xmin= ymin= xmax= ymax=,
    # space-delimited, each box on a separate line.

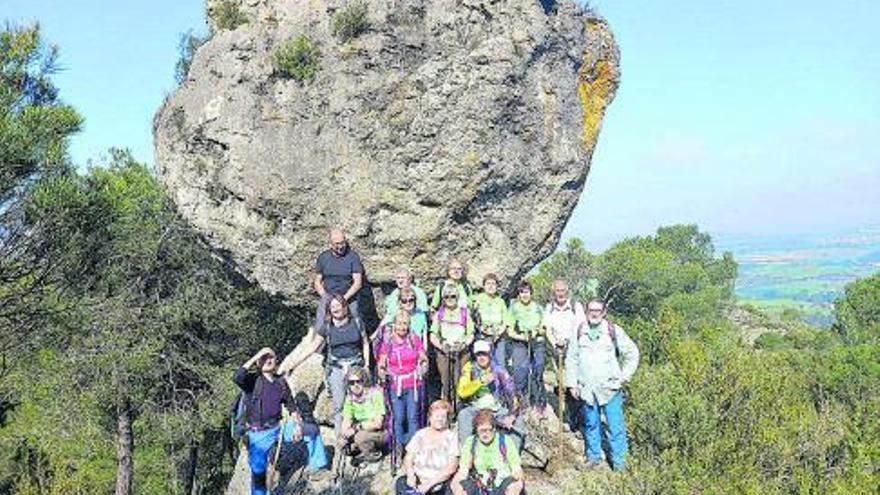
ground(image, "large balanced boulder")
xmin=154 ymin=0 xmax=619 ymax=300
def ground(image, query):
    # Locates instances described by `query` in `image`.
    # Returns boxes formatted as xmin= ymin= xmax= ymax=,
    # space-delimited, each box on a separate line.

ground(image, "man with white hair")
xmin=313 ymin=227 xmax=364 ymax=329
xmin=565 ymin=299 xmax=640 ymax=471
xmin=544 ymin=279 xmax=586 ymax=429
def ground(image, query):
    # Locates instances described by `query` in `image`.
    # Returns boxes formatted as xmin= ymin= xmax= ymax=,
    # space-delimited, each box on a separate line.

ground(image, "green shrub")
xmin=834 ymin=272 xmax=880 ymax=344
xmin=213 ymin=0 xmax=249 ymax=31
xmin=272 ymin=35 xmax=320 ymax=81
xmin=331 ymin=2 xmax=370 ymax=42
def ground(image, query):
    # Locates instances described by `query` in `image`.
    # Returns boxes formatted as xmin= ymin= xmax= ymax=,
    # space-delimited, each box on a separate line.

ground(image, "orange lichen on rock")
xmin=578 ymin=59 xmax=615 ymax=149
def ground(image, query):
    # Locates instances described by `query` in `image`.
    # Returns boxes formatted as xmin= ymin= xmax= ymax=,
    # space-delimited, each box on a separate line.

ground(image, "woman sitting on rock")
xmin=377 ymin=310 xmax=429 ymax=460
xmin=280 ymin=294 xmax=370 ymax=436
xmin=338 ymin=366 xmax=387 ymax=464
xmin=451 ymin=409 xmax=525 ymax=495
xmin=396 ymin=399 xmax=460 ymax=495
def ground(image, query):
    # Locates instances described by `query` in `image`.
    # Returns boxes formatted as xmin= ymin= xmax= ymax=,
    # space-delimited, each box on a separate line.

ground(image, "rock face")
xmin=154 ymin=0 xmax=619 ymax=300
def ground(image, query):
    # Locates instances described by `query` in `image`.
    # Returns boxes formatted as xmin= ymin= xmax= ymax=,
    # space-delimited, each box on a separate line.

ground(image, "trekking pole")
xmin=333 ymin=434 xmax=353 ymax=493
xmin=445 ymin=343 xmax=452 ymax=402
xmin=526 ymin=335 xmax=533 ymax=410
xmin=452 ymin=345 xmax=461 ymax=414
xmin=267 ymin=416 xmax=289 ymax=495
xmin=556 ymin=347 xmax=565 ymax=459
xmin=383 ymin=374 xmax=397 ymax=477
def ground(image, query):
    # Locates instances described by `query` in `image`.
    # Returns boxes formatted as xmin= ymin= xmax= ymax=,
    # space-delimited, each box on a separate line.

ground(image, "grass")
xmin=213 ymin=0 xmax=249 ymax=31
xmin=331 ymin=2 xmax=370 ymax=42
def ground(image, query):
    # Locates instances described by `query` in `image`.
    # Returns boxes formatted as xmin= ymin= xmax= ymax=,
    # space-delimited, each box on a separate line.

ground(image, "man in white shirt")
xmin=544 ymin=279 xmax=586 ymax=431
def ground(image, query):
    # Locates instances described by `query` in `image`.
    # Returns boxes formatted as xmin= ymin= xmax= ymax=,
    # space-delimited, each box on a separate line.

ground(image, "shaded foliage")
xmin=0 ymin=151 xmax=308 ymax=493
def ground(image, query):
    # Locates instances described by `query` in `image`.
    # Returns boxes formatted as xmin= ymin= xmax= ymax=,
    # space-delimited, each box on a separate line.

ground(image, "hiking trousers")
xmin=391 ymin=386 xmax=420 ymax=446
xmin=353 ymin=429 xmax=385 ymax=455
xmin=246 ymin=425 xmax=280 ymax=495
xmin=581 ymin=391 xmax=628 ymax=470
xmin=435 ymin=348 xmax=468 ymax=405
xmin=461 ymin=476 xmax=518 ymax=495
xmin=509 ymin=340 xmax=546 ymax=408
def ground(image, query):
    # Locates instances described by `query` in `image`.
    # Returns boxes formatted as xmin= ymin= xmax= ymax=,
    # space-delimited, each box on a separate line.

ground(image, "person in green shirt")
xmin=338 ymin=367 xmax=386 ymax=464
xmin=472 ymin=273 xmax=511 ymax=372
xmin=430 ymin=284 xmax=475 ymax=408
xmin=430 ymin=258 xmax=473 ymax=311
xmin=451 ymin=409 xmax=524 ymax=495
xmin=507 ymin=281 xmax=548 ymax=418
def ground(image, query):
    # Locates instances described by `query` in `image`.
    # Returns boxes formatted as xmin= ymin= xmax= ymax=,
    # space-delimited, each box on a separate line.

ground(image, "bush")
xmin=272 ymin=35 xmax=320 ymax=81
xmin=834 ymin=272 xmax=880 ymax=344
xmin=212 ymin=0 xmax=249 ymax=31
xmin=331 ymin=2 xmax=370 ymax=42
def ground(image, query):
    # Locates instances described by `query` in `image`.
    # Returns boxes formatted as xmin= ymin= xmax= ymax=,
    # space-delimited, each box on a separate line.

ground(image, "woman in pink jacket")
xmin=377 ymin=310 xmax=429 ymax=460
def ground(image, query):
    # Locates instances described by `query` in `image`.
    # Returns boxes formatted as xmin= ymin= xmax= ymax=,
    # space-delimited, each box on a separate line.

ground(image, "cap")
xmin=473 ymin=340 xmax=491 ymax=355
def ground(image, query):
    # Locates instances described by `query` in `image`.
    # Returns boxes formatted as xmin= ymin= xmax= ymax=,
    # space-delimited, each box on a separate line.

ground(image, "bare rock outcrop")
xmin=154 ymin=0 xmax=619 ymax=299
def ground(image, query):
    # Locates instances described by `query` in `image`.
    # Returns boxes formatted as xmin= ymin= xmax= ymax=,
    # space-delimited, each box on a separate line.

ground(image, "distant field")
xmin=716 ymin=227 xmax=880 ymax=327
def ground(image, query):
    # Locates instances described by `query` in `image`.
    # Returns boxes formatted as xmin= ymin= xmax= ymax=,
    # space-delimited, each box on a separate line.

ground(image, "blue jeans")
xmin=509 ymin=340 xmax=546 ymax=407
xmin=391 ymin=387 xmax=419 ymax=445
xmin=582 ymin=392 xmax=628 ymax=469
xmin=281 ymin=421 xmax=329 ymax=471
xmin=492 ymin=337 xmax=508 ymax=373
xmin=246 ymin=426 xmax=280 ymax=495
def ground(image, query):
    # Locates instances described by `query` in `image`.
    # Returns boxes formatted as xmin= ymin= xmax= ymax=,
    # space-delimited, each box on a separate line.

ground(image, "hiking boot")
xmin=363 ymin=451 xmax=383 ymax=464
xmin=585 ymin=459 xmax=604 ymax=470
xmin=393 ymin=444 xmax=404 ymax=467
xmin=308 ymin=469 xmax=332 ymax=482
xmin=535 ymin=405 xmax=548 ymax=420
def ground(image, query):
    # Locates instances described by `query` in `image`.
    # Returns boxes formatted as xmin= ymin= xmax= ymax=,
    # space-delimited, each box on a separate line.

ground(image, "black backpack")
xmin=229 ymin=376 xmax=264 ymax=446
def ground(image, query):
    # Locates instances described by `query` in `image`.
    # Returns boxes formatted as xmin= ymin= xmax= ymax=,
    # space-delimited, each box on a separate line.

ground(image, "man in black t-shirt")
xmin=314 ymin=227 xmax=364 ymax=328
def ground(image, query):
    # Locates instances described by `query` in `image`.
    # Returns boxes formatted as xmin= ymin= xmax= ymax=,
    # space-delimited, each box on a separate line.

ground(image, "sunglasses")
xmin=444 ymin=294 xmax=458 ymax=300
xmin=348 ymin=379 xmax=364 ymax=386
xmin=400 ymin=298 xmax=416 ymax=303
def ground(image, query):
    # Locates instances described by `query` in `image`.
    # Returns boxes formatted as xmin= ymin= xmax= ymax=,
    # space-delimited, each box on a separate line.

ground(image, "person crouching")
xmin=451 ymin=409 xmax=524 ymax=495
xmin=337 ymin=366 xmax=386 ymax=464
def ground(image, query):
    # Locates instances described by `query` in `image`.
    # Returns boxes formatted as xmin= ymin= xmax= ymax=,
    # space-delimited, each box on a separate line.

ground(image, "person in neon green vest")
xmin=430 ymin=258 xmax=473 ymax=311
xmin=472 ymin=273 xmax=511 ymax=372
xmin=507 ymin=280 xmax=548 ymax=418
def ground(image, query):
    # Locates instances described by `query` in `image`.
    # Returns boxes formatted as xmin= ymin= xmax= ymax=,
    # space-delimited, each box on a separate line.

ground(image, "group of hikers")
xmin=233 ymin=228 xmax=640 ymax=495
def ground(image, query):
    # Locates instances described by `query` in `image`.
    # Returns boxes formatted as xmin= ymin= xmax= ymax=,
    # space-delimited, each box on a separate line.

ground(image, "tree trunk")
xmin=183 ymin=439 xmax=199 ymax=495
xmin=115 ymin=399 xmax=133 ymax=495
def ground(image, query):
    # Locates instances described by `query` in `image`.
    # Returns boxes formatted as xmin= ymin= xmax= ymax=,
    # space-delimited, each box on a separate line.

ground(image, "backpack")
xmin=468 ymin=432 xmax=508 ymax=476
xmin=576 ymin=320 xmax=620 ymax=358
xmin=385 ymin=333 xmax=418 ymax=374
xmin=229 ymin=375 xmax=264 ymax=445
xmin=437 ymin=306 xmax=468 ymax=326
xmin=437 ymin=306 xmax=468 ymax=340
xmin=323 ymin=314 xmax=365 ymax=368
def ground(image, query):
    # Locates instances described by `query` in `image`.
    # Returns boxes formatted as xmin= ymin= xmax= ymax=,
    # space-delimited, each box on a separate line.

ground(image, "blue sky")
xmin=4 ymin=0 xmax=879 ymax=251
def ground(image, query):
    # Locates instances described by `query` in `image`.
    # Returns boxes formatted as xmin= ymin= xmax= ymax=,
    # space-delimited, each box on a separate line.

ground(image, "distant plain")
xmin=716 ymin=226 xmax=880 ymax=326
